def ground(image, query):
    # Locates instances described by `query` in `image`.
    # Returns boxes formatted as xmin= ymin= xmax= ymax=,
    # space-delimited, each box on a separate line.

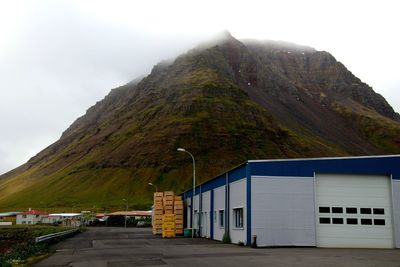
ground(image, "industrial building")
xmin=182 ymin=155 xmax=400 ymax=248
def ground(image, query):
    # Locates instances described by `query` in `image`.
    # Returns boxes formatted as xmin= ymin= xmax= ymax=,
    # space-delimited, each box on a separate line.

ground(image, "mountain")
xmin=1 ymin=33 xmax=399 ymax=211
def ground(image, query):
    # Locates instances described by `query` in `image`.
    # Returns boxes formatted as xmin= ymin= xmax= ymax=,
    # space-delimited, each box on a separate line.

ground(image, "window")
xmin=219 ymin=210 xmax=224 ymax=228
xmin=214 ymin=211 xmax=217 ymax=223
xmin=332 ymin=207 xmax=343 ymax=213
xmin=36 ymin=215 xmax=40 ymax=218
xmin=373 ymin=208 xmax=384 ymax=215
xmin=346 ymin=207 xmax=357 ymax=214
xmin=319 ymin=207 xmax=330 ymax=213
xmin=374 ymin=219 xmax=385 ymax=226
xmin=28 ymin=221 xmax=31 ymax=224
xmin=233 ymin=208 xmax=244 ymax=228
xmin=332 ymin=218 xmax=343 ymax=224
xmin=22 ymin=221 xmax=26 ymax=224
xmin=319 ymin=217 xmax=330 ymax=224
xmin=22 ymin=215 xmax=27 ymax=218
xmin=361 ymin=219 xmax=372 ymax=225
xmin=360 ymin=208 xmax=372 ymax=214
xmin=347 ymin=218 xmax=358 ymax=225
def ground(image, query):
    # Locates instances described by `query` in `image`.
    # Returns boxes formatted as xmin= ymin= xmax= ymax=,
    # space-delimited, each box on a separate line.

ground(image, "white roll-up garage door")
xmin=315 ymin=174 xmax=394 ymax=248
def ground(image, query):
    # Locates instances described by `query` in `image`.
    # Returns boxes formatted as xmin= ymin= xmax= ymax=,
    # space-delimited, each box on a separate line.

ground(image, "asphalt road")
xmin=35 ymin=227 xmax=400 ymax=267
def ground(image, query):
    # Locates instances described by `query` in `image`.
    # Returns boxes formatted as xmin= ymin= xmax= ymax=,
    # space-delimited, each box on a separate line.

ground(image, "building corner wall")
xmin=251 ymin=175 xmax=316 ymax=247
xmin=229 ymin=178 xmax=247 ymax=244
xmin=246 ymin=163 xmax=251 ymax=246
xmin=393 ymin=180 xmax=400 ymax=248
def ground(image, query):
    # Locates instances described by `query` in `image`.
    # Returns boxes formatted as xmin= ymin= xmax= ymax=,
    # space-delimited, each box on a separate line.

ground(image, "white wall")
xmin=229 ymin=178 xmax=247 ymax=244
xmin=251 ymin=176 xmax=316 ymax=247
xmin=213 ymin=185 xmax=225 ymax=241
xmin=201 ymin=190 xmax=211 ymax=238
xmin=16 ymin=214 xmax=43 ymax=225
xmin=393 ymin=180 xmax=400 ymax=248
xmin=193 ymin=194 xmax=200 ymax=231
xmin=16 ymin=215 xmax=23 ymax=224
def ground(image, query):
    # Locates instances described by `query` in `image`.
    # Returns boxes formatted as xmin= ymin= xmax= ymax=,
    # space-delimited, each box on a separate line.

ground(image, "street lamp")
xmin=177 ymin=147 xmax=196 ymax=238
xmin=122 ymin=198 xmax=128 ymax=228
xmin=148 ymin=182 xmax=158 ymax=192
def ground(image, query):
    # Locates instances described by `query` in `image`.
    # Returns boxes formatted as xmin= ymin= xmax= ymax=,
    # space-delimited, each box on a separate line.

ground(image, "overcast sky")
xmin=0 ymin=0 xmax=399 ymax=175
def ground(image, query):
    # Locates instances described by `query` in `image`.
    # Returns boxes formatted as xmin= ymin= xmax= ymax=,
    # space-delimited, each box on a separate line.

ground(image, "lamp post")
xmin=177 ymin=147 xmax=196 ymax=238
xmin=122 ymin=198 xmax=128 ymax=228
xmin=148 ymin=182 xmax=158 ymax=192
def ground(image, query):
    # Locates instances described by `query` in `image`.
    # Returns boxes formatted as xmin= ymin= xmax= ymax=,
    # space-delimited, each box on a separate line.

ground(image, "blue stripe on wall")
xmin=250 ymin=156 xmax=400 ymax=179
xmin=183 ymin=165 xmax=247 ymax=199
xmin=228 ymin=165 xmax=247 ymax=183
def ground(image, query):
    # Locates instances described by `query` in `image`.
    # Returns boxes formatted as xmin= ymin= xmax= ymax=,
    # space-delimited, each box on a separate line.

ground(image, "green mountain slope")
xmin=1 ymin=33 xmax=399 ymax=211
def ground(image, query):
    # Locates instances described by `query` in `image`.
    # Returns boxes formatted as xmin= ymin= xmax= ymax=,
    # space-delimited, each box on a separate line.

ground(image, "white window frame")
xmin=233 ymin=207 xmax=244 ymax=229
xmin=219 ymin=210 xmax=224 ymax=228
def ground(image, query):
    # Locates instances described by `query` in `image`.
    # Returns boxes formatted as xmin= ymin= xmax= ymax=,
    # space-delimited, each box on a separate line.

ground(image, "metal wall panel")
xmin=229 ymin=178 xmax=247 ymax=244
xmin=201 ymin=190 xmax=211 ymax=238
xmin=392 ymin=180 xmax=400 ymax=248
xmin=251 ymin=176 xmax=316 ymax=247
xmin=213 ymin=185 xmax=225 ymax=241
xmin=193 ymin=195 xmax=199 ymax=230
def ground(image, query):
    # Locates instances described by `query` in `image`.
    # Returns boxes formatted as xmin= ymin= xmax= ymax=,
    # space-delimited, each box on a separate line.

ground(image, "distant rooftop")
xmin=20 ymin=209 xmax=47 ymax=215
xmin=108 ymin=211 xmax=152 ymax=216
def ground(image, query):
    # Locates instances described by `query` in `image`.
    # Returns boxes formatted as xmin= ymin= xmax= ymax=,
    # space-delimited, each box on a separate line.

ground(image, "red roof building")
xmin=19 ymin=209 xmax=48 ymax=215
xmin=16 ymin=209 xmax=48 ymax=225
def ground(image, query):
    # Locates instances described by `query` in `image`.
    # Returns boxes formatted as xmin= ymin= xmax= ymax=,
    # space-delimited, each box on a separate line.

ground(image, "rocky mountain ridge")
xmin=0 ymin=33 xmax=399 ymax=210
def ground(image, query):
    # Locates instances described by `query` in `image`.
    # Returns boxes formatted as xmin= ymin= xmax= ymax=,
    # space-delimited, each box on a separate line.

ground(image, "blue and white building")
xmin=182 ymin=155 xmax=400 ymax=248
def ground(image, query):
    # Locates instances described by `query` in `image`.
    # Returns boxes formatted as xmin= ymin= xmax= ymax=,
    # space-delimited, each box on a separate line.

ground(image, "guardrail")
xmin=35 ymin=228 xmax=80 ymax=243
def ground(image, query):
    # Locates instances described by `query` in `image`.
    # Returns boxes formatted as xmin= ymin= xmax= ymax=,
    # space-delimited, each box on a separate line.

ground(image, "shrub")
xmin=222 ymin=232 xmax=231 ymax=244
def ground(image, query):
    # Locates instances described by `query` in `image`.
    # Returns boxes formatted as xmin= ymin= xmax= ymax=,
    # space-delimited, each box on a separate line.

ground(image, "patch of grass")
xmin=333 ymin=102 xmax=400 ymax=153
xmin=0 ymin=226 xmax=68 ymax=267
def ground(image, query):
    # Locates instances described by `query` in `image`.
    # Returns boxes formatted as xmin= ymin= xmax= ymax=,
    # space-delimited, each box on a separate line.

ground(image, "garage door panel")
xmin=318 ymin=187 xmax=390 ymax=196
xmin=318 ymin=237 xmax=392 ymax=248
xmin=317 ymin=197 xmax=390 ymax=207
xmin=316 ymin=174 xmax=393 ymax=248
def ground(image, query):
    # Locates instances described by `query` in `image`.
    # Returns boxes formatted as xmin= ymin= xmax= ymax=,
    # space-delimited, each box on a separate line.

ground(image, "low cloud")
xmin=0 ymin=0 xmax=399 ymax=174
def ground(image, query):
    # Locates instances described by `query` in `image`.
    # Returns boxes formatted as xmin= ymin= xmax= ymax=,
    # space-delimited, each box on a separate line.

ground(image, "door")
xmin=200 ymin=212 xmax=208 ymax=237
xmin=315 ymin=174 xmax=393 ymax=248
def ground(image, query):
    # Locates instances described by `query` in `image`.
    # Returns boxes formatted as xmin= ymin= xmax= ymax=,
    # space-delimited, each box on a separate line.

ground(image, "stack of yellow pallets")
xmin=152 ymin=192 xmax=164 ymax=235
xmin=174 ymin=196 xmax=184 ymax=235
xmin=162 ymin=214 xmax=176 ymax=238
xmin=152 ymin=191 xmax=184 ymax=237
xmin=163 ymin=191 xmax=174 ymax=215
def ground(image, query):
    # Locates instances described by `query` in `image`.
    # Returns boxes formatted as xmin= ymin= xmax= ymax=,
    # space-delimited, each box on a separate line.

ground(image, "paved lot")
xmin=35 ymin=227 xmax=400 ymax=267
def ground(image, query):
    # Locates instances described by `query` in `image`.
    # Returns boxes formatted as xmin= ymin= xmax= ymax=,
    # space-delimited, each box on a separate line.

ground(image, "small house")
xmin=16 ymin=209 xmax=47 ymax=225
